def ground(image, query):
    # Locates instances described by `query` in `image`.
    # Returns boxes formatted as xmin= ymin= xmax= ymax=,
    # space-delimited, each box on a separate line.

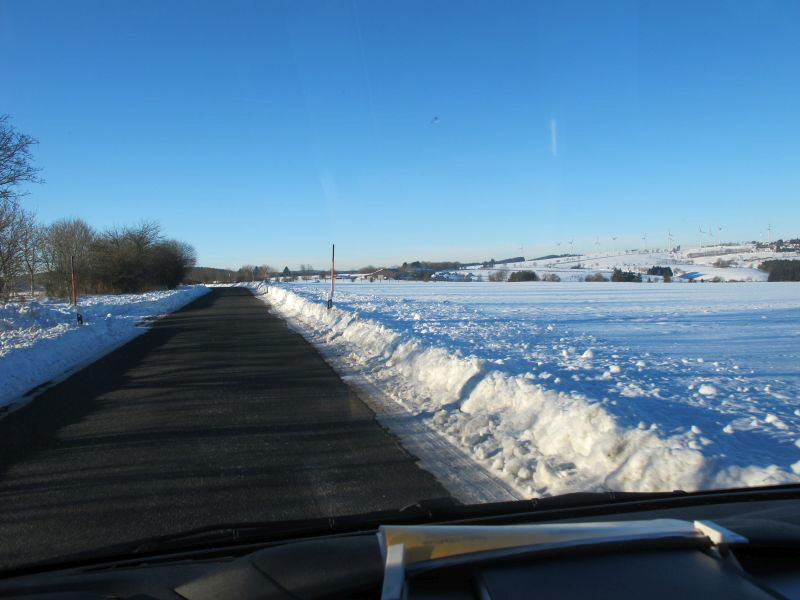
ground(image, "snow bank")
xmin=252 ymin=282 xmax=800 ymax=498
xmin=0 ymin=285 xmax=209 ymax=411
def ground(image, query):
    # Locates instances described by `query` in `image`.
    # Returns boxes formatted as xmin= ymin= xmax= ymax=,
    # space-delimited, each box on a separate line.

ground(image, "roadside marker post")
xmin=327 ymin=244 xmax=335 ymax=310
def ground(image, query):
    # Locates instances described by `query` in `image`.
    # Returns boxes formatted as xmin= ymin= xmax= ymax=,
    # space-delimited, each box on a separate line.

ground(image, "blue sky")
xmin=1 ymin=0 xmax=798 ymax=269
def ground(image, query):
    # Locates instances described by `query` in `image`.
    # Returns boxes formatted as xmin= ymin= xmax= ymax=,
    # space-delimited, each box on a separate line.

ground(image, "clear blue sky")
xmin=1 ymin=0 xmax=799 ymax=269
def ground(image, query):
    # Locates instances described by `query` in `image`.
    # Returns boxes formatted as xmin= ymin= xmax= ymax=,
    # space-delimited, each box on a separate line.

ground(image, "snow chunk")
xmin=764 ymin=414 xmax=788 ymax=429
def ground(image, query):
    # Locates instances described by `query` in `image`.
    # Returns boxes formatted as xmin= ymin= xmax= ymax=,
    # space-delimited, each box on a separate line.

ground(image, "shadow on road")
xmin=0 ymin=287 xmax=448 ymax=569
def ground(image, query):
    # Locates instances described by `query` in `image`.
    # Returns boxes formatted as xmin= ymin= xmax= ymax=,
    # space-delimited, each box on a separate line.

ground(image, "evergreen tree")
xmin=611 ymin=268 xmax=641 ymax=282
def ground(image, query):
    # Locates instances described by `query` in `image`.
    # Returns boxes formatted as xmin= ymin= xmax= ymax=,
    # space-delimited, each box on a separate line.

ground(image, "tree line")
xmin=235 ymin=264 xmax=276 ymax=282
xmin=758 ymin=260 xmax=800 ymax=282
xmin=0 ymin=115 xmax=196 ymax=299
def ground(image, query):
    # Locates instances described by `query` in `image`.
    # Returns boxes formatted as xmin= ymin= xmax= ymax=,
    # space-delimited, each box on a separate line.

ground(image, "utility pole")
xmin=327 ymin=244 xmax=335 ymax=310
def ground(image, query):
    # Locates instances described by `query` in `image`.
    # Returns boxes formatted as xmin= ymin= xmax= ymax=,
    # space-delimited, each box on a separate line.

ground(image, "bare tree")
xmin=18 ymin=210 xmax=43 ymax=296
xmin=145 ymin=239 xmax=196 ymax=289
xmin=298 ymin=264 xmax=314 ymax=280
xmin=237 ymin=265 xmax=256 ymax=282
xmin=0 ymin=199 xmax=25 ymax=297
xmin=0 ymin=204 xmax=41 ymax=299
xmin=42 ymin=218 xmax=96 ymax=297
xmin=0 ymin=115 xmax=41 ymax=203
xmin=0 ymin=116 xmax=41 ymax=298
xmin=90 ymin=222 xmax=172 ymax=293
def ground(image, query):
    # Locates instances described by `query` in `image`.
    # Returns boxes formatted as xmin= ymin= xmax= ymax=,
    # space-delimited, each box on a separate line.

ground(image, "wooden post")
xmin=328 ymin=244 xmax=335 ymax=309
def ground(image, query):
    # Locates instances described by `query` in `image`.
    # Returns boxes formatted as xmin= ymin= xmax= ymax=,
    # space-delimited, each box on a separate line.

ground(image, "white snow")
xmin=1 ymin=286 xmax=209 ymax=411
xmin=456 ymin=244 xmax=800 ymax=283
xmin=250 ymin=280 xmax=800 ymax=499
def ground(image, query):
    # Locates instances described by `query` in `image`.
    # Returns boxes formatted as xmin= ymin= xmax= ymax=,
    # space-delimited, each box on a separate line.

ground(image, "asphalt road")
xmin=0 ymin=287 xmax=449 ymax=569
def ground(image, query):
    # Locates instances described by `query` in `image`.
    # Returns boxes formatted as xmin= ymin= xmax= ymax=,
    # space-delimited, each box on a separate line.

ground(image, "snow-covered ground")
xmin=0 ymin=286 xmax=209 ymax=412
xmin=252 ymin=280 xmax=800 ymax=500
xmin=456 ymin=245 xmax=800 ymax=283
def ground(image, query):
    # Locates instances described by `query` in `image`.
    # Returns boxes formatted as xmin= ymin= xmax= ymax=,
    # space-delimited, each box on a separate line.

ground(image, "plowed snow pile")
xmin=253 ymin=281 xmax=800 ymax=498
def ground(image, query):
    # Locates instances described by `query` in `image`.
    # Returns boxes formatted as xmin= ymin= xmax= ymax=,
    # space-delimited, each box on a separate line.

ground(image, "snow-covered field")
xmin=0 ymin=286 xmax=209 ymax=412
xmin=253 ymin=281 xmax=800 ymax=500
xmin=455 ymin=245 xmax=799 ymax=283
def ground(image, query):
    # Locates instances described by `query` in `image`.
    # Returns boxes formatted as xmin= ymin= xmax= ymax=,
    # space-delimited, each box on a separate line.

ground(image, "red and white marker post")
xmin=327 ymin=244 xmax=335 ymax=310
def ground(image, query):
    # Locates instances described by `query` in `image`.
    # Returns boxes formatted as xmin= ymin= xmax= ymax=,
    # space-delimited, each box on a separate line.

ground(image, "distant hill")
xmin=456 ymin=242 xmax=800 ymax=283
xmin=532 ymin=253 xmax=580 ymax=261
xmin=495 ymin=256 xmax=525 ymax=265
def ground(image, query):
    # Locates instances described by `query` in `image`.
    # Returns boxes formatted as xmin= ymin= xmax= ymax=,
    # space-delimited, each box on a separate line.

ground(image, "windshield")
xmin=0 ymin=0 xmax=799 ymax=570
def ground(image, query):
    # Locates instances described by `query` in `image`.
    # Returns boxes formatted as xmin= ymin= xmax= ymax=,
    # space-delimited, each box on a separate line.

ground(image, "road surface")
xmin=0 ymin=287 xmax=448 ymax=569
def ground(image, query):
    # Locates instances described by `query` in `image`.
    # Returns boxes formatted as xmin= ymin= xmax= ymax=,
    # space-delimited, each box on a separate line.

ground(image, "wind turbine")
xmin=595 ymin=237 xmax=600 ymax=253
xmin=568 ymin=239 xmax=575 ymax=257
xmin=641 ymin=233 xmax=648 ymax=252
xmin=667 ymin=231 xmax=674 ymax=253
xmin=698 ymin=226 xmax=705 ymax=249
xmin=611 ymin=236 xmax=618 ymax=253
xmin=767 ymin=224 xmax=772 ymax=244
